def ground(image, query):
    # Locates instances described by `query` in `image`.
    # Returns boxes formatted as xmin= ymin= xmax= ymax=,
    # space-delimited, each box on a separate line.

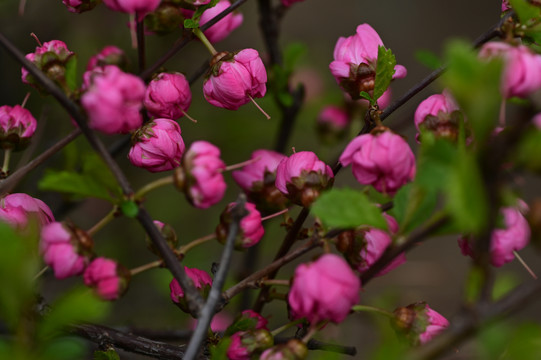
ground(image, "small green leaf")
xmin=64 ymin=56 xmax=78 ymax=92
xmin=415 ymin=49 xmax=442 ymax=70
xmin=224 ymin=317 xmax=257 ymax=336
xmin=42 ymin=337 xmax=87 ymax=360
xmin=94 ymin=349 xmax=120 ymax=360
xmin=373 ymin=46 xmax=396 ymax=102
xmin=283 ymin=42 xmax=307 ymax=73
xmin=312 ymin=188 xmax=387 ymax=230
xmin=478 ymin=322 xmax=511 ymax=360
xmin=187 ymin=0 xmax=219 ymax=27
xmin=120 ymin=200 xmax=139 ymax=218
xmin=390 ymin=183 xmax=438 ymax=234
xmin=515 ymin=127 xmax=541 ymax=172
xmin=503 ymin=323 xmax=541 ymax=360
xmin=210 ymin=337 xmax=232 ymax=360
xmin=508 ymin=0 xmax=541 ymax=25
xmin=183 ymin=18 xmax=197 ymax=29
xmin=359 ymin=91 xmax=373 ymax=103
xmin=492 ymin=273 xmax=518 ymax=301
xmin=465 ymin=266 xmax=484 ymax=303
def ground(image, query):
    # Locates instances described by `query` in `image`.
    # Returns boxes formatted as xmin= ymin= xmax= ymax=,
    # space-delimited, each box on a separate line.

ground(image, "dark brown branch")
xmin=136 ymin=12 xmax=146 ymax=74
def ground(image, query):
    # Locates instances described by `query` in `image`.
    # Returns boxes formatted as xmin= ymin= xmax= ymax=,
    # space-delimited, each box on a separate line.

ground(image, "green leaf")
xmin=508 ymin=0 xmax=541 ymax=25
xmin=415 ymin=49 xmax=442 ymax=70
xmin=210 ymin=337 xmax=232 ymax=360
xmin=390 ymin=183 xmax=438 ymax=234
xmin=312 ymin=188 xmax=387 ymax=230
xmin=38 ymin=287 xmax=110 ymax=340
xmin=503 ymin=323 xmax=541 ymax=360
xmin=186 ymin=0 xmax=219 ymax=27
xmin=359 ymin=91 xmax=373 ymax=103
xmin=183 ymin=18 xmax=197 ymax=29
xmin=442 ymin=40 xmax=502 ymax=144
xmin=39 ymin=153 xmax=122 ymax=202
xmin=64 ymin=56 xmax=78 ymax=92
xmin=492 ymin=272 xmax=518 ymax=301
xmin=42 ymin=337 xmax=87 ymax=360
xmin=515 ymin=127 xmax=541 ymax=172
xmin=120 ymin=200 xmax=139 ymax=218
xmin=283 ymin=42 xmax=307 ymax=73
xmin=373 ymin=46 xmax=396 ymax=102
xmin=478 ymin=322 xmax=512 ymax=360
xmin=94 ymin=349 xmax=120 ymax=360
xmin=224 ymin=317 xmax=257 ymax=336
xmin=465 ymin=266 xmax=484 ymax=303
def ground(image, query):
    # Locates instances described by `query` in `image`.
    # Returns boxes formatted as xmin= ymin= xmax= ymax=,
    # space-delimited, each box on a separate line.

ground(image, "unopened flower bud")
xmin=316 ymin=105 xmax=350 ymax=143
xmin=199 ymin=0 xmax=243 ymax=44
xmin=340 ymin=128 xmax=415 ymax=195
xmin=414 ymin=92 xmax=464 ymax=142
xmin=40 ymin=222 xmax=93 ymax=279
xmin=173 ymin=141 xmax=226 ymax=209
xmin=84 ymin=257 xmax=130 ymax=301
xmin=275 ymin=151 xmax=334 ymax=207
xmin=144 ymin=2 xmax=185 ymax=35
xmin=145 ymin=220 xmax=178 ymax=256
xmin=102 ymin=0 xmax=160 ymax=17
xmin=169 ymin=267 xmax=212 ymax=313
xmin=329 ymin=24 xmax=406 ymax=100
xmin=216 ymin=202 xmax=264 ymax=249
xmin=87 ymin=46 xmax=128 ymax=72
xmin=144 ymin=72 xmax=191 ymax=120
xmin=226 ymin=329 xmax=274 ymax=360
xmin=128 ymin=119 xmax=185 ymax=172
xmin=203 ymin=49 xmax=267 ymax=110
xmin=238 ymin=310 xmax=269 ymax=330
xmin=0 ymin=105 xmax=37 ymax=151
xmin=392 ymin=302 xmax=449 ymax=345
xmin=260 ymin=339 xmax=308 ymax=360
xmin=0 ymin=193 xmax=54 ymax=229
xmin=62 ymin=0 xmax=99 ymax=13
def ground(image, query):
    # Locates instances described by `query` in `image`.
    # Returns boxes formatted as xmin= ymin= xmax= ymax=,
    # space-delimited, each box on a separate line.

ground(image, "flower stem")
xmin=513 ymin=250 xmax=537 ymax=279
xmin=130 ymin=260 xmax=163 ymax=276
xmin=248 ymin=95 xmax=271 ymax=120
xmin=261 ymin=208 xmax=289 ymax=221
xmin=2 ymin=148 xmax=12 ymax=175
xmin=135 ymin=175 xmax=174 ymax=200
xmin=270 ymin=319 xmax=305 ymax=337
xmin=222 ymin=157 xmax=261 ymax=172
xmin=180 ymin=108 xmax=198 ymax=123
xmin=193 ymin=28 xmax=217 ymax=56
xmin=33 ymin=266 xmax=48 ymax=281
xmin=177 ymin=233 xmax=216 ymax=256
xmin=351 ymin=305 xmax=394 ymax=318
xmin=87 ymin=208 xmax=117 ymax=236
xmin=301 ymin=324 xmax=319 ymax=343
xmin=21 ymin=92 xmax=30 ymax=108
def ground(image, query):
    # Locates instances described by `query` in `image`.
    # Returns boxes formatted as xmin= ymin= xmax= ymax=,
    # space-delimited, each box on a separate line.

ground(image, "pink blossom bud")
xmin=340 ymin=129 xmax=415 ymax=195
xmin=281 ymin=0 xmax=304 ymax=7
xmin=102 ymin=0 xmax=160 ymax=16
xmin=392 ymin=302 xmax=449 ymax=345
xmin=316 ymin=105 xmax=350 ymax=143
xmin=502 ymin=0 xmax=511 ymax=11
xmin=239 ymin=310 xmax=268 ymax=330
xmin=143 ymin=72 xmax=192 ymax=120
xmin=169 ymin=267 xmax=212 ymax=313
xmin=0 ymin=105 xmax=37 ymax=151
xmin=190 ymin=311 xmax=232 ymax=332
xmin=227 ymin=330 xmax=274 ymax=360
xmin=62 ymin=0 xmax=99 ymax=13
xmin=0 ymin=193 xmax=54 ymax=228
xmin=329 ymin=24 xmax=407 ymax=100
xmin=145 ymin=220 xmax=178 ymax=255
xmin=479 ymin=42 xmax=541 ymax=98
xmin=216 ymin=202 xmax=264 ymax=249
xmin=83 ymin=257 xmax=130 ymax=301
xmin=86 ymin=46 xmax=128 ymax=72
xmin=81 ymin=65 xmax=146 ymax=134
xmin=199 ymin=0 xmax=243 ymax=44
xmin=414 ymin=91 xmax=464 ymax=142
xmin=458 ymin=206 xmax=530 ymax=267
xmin=173 ymin=141 xmax=226 ymax=209
xmin=275 ymin=151 xmax=334 ymax=207
xmin=40 ymin=222 xmax=93 ymax=279
xmin=203 ymin=49 xmax=267 ymax=110
xmin=144 ymin=2 xmax=185 ymax=35
xmin=128 ymin=119 xmax=185 ymax=172
xmin=21 ymin=40 xmax=75 ymax=92
xmin=232 ymin=149 xmax=288 ymax=211
xmin=260 ymin=339 xmax=308 ymax=360
xmin=288 ymin=254 xmax=360 ymax=324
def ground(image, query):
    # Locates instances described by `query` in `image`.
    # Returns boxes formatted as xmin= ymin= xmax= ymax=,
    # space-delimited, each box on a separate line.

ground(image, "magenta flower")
xmin=81 ymin=65 xmax=146 ymax=135
xmin=288 ymin=254 xmax=360 ymax=324
xmin=86 ymin=45 xmax=127 ymax=72
xmin=40 ymin=222 xmax=93 ymax=279
xmin=128 ymin=119 xmax=185 ymax=173
xmin=275 ymin=151 xmax=334 ymax=207
xmin=458 ymin=207 xmax=530 ymax=267
xmin=502 ymin=0 xmax=511 ymax=12
xmin=479 ymin=42 xmax=541 ymax=98
xmin=226 ymin=330 xmax=273 ymax=360
xmin=62 ymin=0 xmax=99 ymax=13
xmin=0 ymin=105 xmax=37 ymax=150
xmin=170 ymin=267 xmax=212 ymax=313
xmin=143 ymin=72 xmax=192 ymax=120
xmin=340 ymin=129 xmax=415 ymax=195
xmin=203 ymin=49 xmax=267 ymax=110
xmin=84 ymin=257 xmax=130 ymax=301
xmin=0 ymin=193 xmax=54 ymax=228
xmin=240 ymin=310 xmax=268 ymax=330
xmin=329 ymin=24 xmax=407 ymax=100
xmin=199 ymin=0 xmax=243 ymax=44
xmin=414 ymin=91 xmax=463 ymax=141
xmin=316 ymin=105 xmax=350 ymax=142
xmin=227 ymin=332 xmax=251 ymax=360
xmin=102 ymin=0 xmax=160 ymax=16
xmin=216 ymin=202 xmax=265 ymax=249
xmin=174 ymin=141 xmax=226 ymax=209
xmin=393 ymin=302 xmax=449 ymax=345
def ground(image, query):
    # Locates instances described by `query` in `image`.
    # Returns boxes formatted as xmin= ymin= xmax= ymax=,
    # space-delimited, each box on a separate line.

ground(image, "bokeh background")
xmin=2 ymin=0 xmax=540 ymax=359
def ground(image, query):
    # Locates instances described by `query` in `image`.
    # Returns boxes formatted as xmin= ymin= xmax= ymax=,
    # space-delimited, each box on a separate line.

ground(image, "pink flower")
xmin=479 ymin=42 xmax=541 ymax=98
xmin=86 ymin=46 xmax=127 ymax=72
xmin=102 ymin=0 xmax=160 ymax=15
xmin=62 ymin=0 xmax=99 ymax=13
xmin=339 ymin=130 xmax=416 ymax=195
xmin=170 ymin=267 xmax=212 ymax=312
xmin=174 ymin=141 xmax=226 ymax=209
xmin=227 ymin=332 xmax=251 ymax=360
xmin=40 ymin=222 xmax=93 ymax=279
xmin=414 ymin=92 xmax=459 ymax=130
xmin=358 ymin=213 xmax=406 ymax=276
xmin=143 ymin=72 xmax=192 ymax=120
xmin=329 ymin=24 xmax=407 ymax=100
xmin=81 ymin=65 xmax=146 ymax=134
xmin=316 ymin=105 xmax=350 ymax=143
xmin=260 ymin=340 xmax=307 ymax=360
xmin=458 ymin=207 xmax=530 ymax=267
xmin=216 ymin=202 xmax=265 ymax=249
xmin=203 ymin=49 xmax=267 ymax=110
xmin=128 ymin=119 xmax=185 ymax=172
xmin=84 ymin=257 xmax=130 ymax=301
xmin=240 ymin=310 xmax=268 ymax=330
xmin=275 ymin=151 xmax=334 ymax=207
xmin=502 ymin=0 xmax=511 ymax=11
xmin=226 ymin=330 xmax=274 ymax=360
xmin=393 ymin=302 xmax=449 ymax=345
xmin=199 ymin=0 xmax=243 ymax=44
xmin=0 ymin=193 xmax=54 ymax=228
xmin=288 ymin=254 xmax=360 ymax=324
xmin=232 ymin=150 xmax=286 ymax=192
xmin=0 ymin=105 xmax=37 ymax=150
xmin=281 ymin=0 xmax=304 ymax=6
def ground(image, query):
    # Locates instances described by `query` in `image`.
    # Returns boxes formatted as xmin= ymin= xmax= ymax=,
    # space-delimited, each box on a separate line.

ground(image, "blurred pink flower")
xmin=0 ymin=193 xmax=54 ymax=228
xmin=144 ymin=72 xmax=192 ymax=120
xmin=0 ymin=105 xmax=37 ymax=150
xmin=199 ymin=0 xmax=243 ymax=43
xmin=84 ymin=257 xmax=129 ymax=300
